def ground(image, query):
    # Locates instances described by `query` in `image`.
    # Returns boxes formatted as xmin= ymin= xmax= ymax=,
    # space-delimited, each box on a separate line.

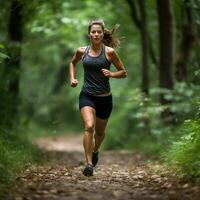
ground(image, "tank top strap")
xmin=85 ymin=45 xmax=90 ymax=54
xmin=102 ymin=44 xmax=109 ymax=61
xmin=102 ymin=45 xmax=106 ymax=56
xmin=82 ymin=46 xmax=89 ymax=60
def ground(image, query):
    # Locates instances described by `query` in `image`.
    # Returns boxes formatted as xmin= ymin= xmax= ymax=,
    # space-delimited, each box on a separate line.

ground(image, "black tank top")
xmin=81 ymin=45 xmax=111 ymax=95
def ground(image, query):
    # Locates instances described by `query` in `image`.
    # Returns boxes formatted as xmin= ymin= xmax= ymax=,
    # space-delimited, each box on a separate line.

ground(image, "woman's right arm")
xmin=69 ymin=47 xmax=85 ymax=87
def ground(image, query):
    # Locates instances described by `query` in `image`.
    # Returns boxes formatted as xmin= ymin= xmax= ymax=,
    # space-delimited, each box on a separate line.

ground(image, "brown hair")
xmin=88 ymin=19 xmax=121 ymax=48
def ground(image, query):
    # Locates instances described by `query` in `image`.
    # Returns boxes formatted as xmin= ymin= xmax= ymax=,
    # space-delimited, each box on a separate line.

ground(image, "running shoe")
xmin=82 ymin=163 xmax=93 ymax=176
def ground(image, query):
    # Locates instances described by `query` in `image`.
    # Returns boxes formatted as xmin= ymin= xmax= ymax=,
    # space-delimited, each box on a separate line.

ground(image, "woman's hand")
xmin=101 ymin=69 xmax=113 ymax=78
xmin=70 ymin=79 xmax=78 ymax=87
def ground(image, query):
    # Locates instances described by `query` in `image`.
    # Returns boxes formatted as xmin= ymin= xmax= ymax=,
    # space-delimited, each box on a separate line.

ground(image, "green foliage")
xmin=0 ymin=44 xmax=9 ymax=63
xmin=164 ymin=119 xmax=200 ymax=178
xmin=151 ymin=83 xmax=200 ymax=122
xmin=104 ymin=88 xmax=172 ymax=154
xmin=104 ymin=82 xmax=200 ymax=154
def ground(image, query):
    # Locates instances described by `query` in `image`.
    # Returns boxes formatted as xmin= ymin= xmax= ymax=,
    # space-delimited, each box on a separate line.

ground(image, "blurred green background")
xmin=0 ymin=0 xmax=200 ymax=196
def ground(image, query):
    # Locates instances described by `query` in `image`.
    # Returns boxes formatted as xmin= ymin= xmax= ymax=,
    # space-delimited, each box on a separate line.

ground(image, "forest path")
xmin=10 ymin=134 xmax=200 ymax=200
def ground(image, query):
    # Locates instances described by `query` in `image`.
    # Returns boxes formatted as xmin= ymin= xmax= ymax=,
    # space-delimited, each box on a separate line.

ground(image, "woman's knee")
xmin=84 ymin=123 xmax=95 ymax=133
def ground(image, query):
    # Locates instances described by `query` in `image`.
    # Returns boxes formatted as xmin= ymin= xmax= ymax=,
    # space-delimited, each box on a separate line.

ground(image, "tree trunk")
xmin=126 ymin=0 xmax=158 ymax=68
xmin=192 ymin=0 xmax=200 ymax=72
xmin=1 ymin=0 xmax=24 ymax=128
xmin=175 ymin=0 xmax=196 ymax=82
xmin=138 ymin=0 xmax=149 ymax=96
xmin=126 ymin=0 xmax=151 ymax=134
xmin=157 ymin=0 xmax=175 ymax=123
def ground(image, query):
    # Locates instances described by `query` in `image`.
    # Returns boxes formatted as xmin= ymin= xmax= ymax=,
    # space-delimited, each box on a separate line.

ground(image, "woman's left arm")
xmin=102 ymin=48 xmax=127 ymax=78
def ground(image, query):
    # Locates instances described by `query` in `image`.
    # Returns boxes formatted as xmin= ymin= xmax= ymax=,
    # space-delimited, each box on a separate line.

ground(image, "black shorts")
xmin=79 ymin=91 xmax=113 ymax=119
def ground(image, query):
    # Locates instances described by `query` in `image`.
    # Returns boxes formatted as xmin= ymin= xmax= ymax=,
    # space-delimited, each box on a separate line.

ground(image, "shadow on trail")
xmin=9 ymin=134 xmax=200 ymax=200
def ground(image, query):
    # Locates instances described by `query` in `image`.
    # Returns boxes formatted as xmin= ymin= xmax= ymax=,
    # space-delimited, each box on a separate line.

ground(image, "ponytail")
xmin=103 ymin=24 xmax=120 ymax=48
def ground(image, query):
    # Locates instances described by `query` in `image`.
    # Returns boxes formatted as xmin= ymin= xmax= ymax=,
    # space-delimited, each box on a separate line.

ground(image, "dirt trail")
xmin=10 ymin=134 xmax=200 ymax=200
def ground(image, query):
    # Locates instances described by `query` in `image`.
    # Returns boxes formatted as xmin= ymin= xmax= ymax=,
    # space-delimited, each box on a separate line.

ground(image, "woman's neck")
xmin=90 ymin=43 xmax=103 ymax=51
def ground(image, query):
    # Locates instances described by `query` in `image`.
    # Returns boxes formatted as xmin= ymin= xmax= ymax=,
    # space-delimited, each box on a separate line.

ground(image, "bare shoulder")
xmin=77 ymin=46 xmax=87 ymax=54
xmin=71 ymin=47 xmax=87 ymax=62
xmin=105 ymin=46 xmax=118 ymax=60
xmin=105 ymin=46 xmax=115 ymax=54
xmin=73 ymin=47 xmax=87 ymax=60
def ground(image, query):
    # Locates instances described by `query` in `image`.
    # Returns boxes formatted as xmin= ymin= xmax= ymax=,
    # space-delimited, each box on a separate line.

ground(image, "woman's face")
xmin=89 ymin=24 xmax=104 ymax=44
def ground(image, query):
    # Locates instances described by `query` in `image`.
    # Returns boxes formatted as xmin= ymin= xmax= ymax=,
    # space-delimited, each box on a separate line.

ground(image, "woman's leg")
xmin=80 ymin=106 xmax=96 ymax=165
xmin=93 ymin=117 xmax=108 ymax=152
